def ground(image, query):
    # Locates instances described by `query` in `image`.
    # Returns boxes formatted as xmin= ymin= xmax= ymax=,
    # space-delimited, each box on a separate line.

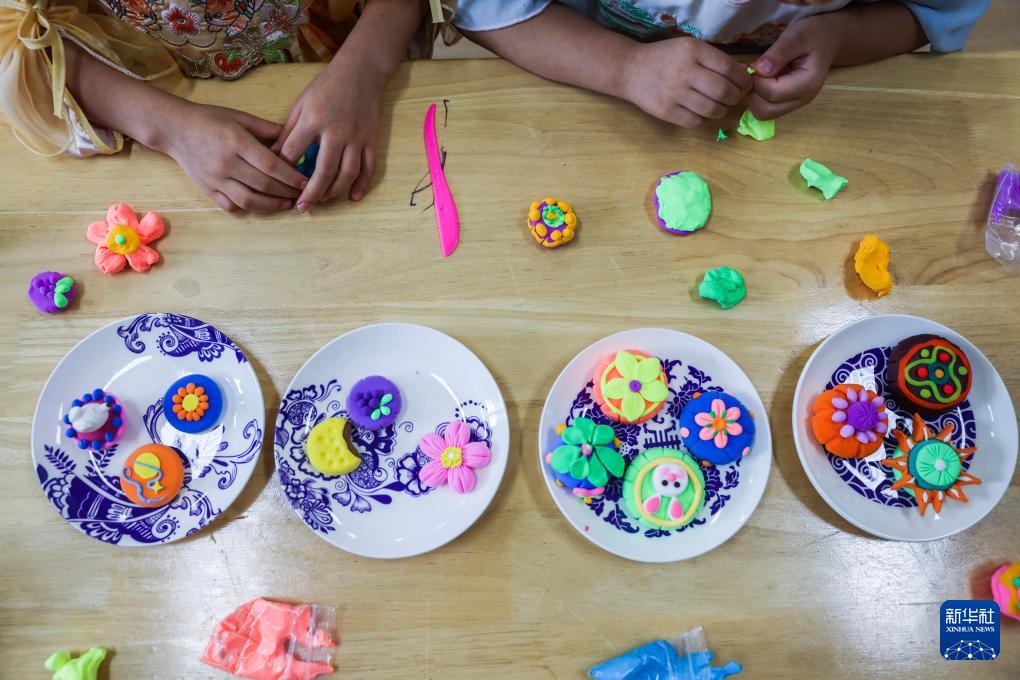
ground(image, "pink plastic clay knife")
xmin=423 ymin=103 xmax=459 ymax=257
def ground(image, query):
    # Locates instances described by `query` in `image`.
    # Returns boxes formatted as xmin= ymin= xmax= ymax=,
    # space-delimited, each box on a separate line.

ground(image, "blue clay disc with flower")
xmin=545 ymin=417 xmax=625 ymax=502
xmin=678 ymin=391 xmax=755 ymax=465
xmin=346 ymin=376 xmax=401 ymax=430
xmin=162 ymin=374 xmax=223 ymax=434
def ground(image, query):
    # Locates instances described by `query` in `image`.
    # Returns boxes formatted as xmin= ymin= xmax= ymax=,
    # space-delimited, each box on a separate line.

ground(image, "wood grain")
xmin=1 ymin=53 xmax=1018 ymax=678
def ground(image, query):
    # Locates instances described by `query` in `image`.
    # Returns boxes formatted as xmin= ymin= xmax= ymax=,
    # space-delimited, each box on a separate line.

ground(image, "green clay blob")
xmin=800 ymin=158 xmax=848 ymax=200
xmin=737 ymin=109 xmax=774 ymax=141
xmin=699 ymin=266 xmax=746 ymax=309
xmin=716 ymin=129 xmax=728 ymax=142
xmin=654 ymin=172 xmax=712 ymax=234
xmin=542 ymin=205 xmax=565 ymax=228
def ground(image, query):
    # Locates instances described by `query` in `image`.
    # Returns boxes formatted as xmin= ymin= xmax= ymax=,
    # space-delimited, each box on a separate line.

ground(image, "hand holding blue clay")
xmin=346 ymin=376 xmax=402 ymax=429
xmin=295 ymin=142 xmax=320 ymax=178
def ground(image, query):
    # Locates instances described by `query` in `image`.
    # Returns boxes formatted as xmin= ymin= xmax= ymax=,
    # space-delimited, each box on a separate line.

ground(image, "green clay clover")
xmin=550 ymin=417 xmax=625 ymax=487
xmin=370 ymin=392 xmax=394 ymax=421
xmin=601 ymin=351 xmax=669 ymax=422
xmin=53 ymin=276 xmax=73 ymax=309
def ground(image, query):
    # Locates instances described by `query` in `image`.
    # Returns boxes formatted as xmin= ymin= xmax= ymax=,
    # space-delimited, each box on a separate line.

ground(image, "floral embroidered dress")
xmin=0 ymin=0 xmax=435 ymax=156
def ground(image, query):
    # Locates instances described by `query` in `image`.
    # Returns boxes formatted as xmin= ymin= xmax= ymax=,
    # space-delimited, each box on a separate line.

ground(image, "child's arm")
xmin=748 ymin=2 xmax=927 ymax=121
xmin=63 ymin=43 xmax=307 ymax=212
xmin=461 ymin=3 xmax=751 ymax=129
xmin=273 ymin=0 xmax=426 ymax=211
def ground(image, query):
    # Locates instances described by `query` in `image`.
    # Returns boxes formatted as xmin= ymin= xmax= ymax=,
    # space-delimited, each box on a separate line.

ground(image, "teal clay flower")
xmin=549 ymin=417 xmax=625 ymax=487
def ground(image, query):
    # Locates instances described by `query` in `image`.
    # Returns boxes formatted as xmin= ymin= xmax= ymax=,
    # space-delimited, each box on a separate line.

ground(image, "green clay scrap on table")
xmin=716 ymin=129 xmax=728 ymax=142
xmin=736 ymin=109 xmax=774 ymax=141
xmin=746 ymin=65 xmax=756 ymax=75
xmin=655 ymin=172 xmax=712 ymax=234
xmin=699 ymin=266 xmax=746 ymax=309
xmin=45 ymin=647 xmax=108 ymax=680
xmin=800 ymin=158 xmax=848 ymax=200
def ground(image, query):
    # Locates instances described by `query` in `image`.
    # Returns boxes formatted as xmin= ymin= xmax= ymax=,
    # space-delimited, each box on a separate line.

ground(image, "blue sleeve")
xmin=453 ymin=0 xmax=555 ymax=31
xmin=896 ymin=0 xmax=990 ymax=52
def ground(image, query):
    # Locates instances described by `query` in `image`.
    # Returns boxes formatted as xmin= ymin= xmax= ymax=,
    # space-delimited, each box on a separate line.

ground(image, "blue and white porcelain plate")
xmin=539 ymin=328 xmax=773 ymax=563
xmin=274 ymin=323 xmax=509 ymax=559
xmin=31 ymin=313 xmax=264 ymax=547
xmin=793 ymin=314 xmax=1017 ymax=541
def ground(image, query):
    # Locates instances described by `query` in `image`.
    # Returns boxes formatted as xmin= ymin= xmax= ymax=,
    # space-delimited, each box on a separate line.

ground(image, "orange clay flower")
xmin=87 ymin=203 xmax=164 ymax=273
xmin=172 ymin=383 xmax=209 ymax=422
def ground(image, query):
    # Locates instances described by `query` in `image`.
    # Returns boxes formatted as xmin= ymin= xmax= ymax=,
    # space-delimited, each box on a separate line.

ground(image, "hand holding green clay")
xmin=45 ymin=647 xmax=108 ymax=680
xmin=699 ymin=267 xmax=746 ymax=309
xmin=800 ymin=159 xmax=847 ymax=200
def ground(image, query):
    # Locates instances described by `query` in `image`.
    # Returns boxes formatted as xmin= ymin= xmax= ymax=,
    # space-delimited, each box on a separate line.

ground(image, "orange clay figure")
xmin=202 ymin=598 xmax=336 ymax=680
xmin=810 ymin=384 xmax=888 ymax=458
xmin=882 ymin=413 xmax=979 ymax=517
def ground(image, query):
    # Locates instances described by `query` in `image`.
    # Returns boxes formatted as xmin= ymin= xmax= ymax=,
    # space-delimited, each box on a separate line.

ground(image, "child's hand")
xmin=273 ymin=62 xmax=380 ymax=212
xmin=165 ymin=103 xmax=307 ymax=213
xmin=748 ymin=15 xmax=840 ymax=120
xmin=623 ymin=37 xmax=751 ymax=127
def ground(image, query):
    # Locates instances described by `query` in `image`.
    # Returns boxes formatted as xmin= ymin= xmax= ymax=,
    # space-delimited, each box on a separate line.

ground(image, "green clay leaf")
xmin=596 ymin=446 xmax=625 ymax=477
xmin=570 ymin=455 xmax=589 ymax=480
xmin=587 ymin=455 xmax=608 ymax=487
xmin=591 ymin=423 xmax=616 ymax=446
xmin=602 ymin=378 xmax=631 ymax=400
xmin=550 ymin=445 xmax=579 ymax=473
xmin=620 ymin=392 xmax=646 ymax=422
xmin=54 ymin=277 xmax=73 ymax=293
xmin=53 ymin=292 xmax=69 ymax=308
xmin=572 ymin=417 xmax=596 ymax=441
xmin=635 ymin=356 xmax=663 ymax=383
xmin=561 ymin=425 xmax=587 ymax=446
xmin=614 ymin=350 xmax=638 ymax=379
xmin=380 ymin=393 xmax=393 ymax=406
xmin=640 ymin=380 xmax=669 ymax=403
xmin=370 ymin=409 xmax=381 ymax=420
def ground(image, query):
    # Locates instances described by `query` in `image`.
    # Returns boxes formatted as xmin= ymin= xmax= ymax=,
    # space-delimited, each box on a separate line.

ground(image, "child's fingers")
xmin=748 ymin=92 xmax=809 ymax=121
xmin=297 ymin=142 xmax=342 ymax=211
xmin=662 ymin=106 xmax=705 ymax=129
xmin=695 ymin=48 xmax=751 ymax=89
xmin=350 ymin=148 xmax=375 ymax=201
xmin=233 ymin=111 xmax=283 ymax=143
xmin=753 ymin=30 xmax=803 ymax=78
xmin=679 ymin=91 xmax=727 ymax=120
xmin=232 ymin=161 xmax=302 ymax=199
xmin=280 ymin=125 xmax=318 ymax=166
xmin=272 ymin=105 xmax=302 ymax=154
xmin=324 ymin=145 xmax=362 ymax=202
xmin=223 ymin=179 xmax=292 ymax=213
xmin=690 ymin=70 xmax=743 ymax=107
xmin=211 ymin=191 xmax=240 ymax=213
xmin=239 ymin=141 xmax=308 ymax=191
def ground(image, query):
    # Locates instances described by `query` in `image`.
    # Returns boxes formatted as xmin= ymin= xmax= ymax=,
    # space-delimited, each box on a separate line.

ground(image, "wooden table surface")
xmin=2 ymin=54 xmax=1019 ymax=679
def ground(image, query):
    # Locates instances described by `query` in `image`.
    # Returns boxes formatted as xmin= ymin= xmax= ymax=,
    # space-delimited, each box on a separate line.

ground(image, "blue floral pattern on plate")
xmin=118 ymin=313 xmax=248 ymax=364
xmin=33 ymin=313 xmax=263 ymax=546
xmin=275 ymin=381 xmax=492 ymax=536
xmin=556 ymin=357 xmax=741 ymax=538
xmin=825 ymin=346 xmax=976 ymax=507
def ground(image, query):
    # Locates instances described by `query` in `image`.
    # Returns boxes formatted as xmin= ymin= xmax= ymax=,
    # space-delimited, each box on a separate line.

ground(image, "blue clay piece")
xmin=162 ymin=374 xmax=224 ymax=434
xmin=295 ymin=143 xmax=320 ymax=178
xmin=678 ymin=391 xmax=756 ymax=465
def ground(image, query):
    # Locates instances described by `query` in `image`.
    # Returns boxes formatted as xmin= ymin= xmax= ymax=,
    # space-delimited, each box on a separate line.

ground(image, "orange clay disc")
xmin=811 ymin=384 xmax=887 ymax=458
xmin=119 ymin=443 xmax=185 ymax=508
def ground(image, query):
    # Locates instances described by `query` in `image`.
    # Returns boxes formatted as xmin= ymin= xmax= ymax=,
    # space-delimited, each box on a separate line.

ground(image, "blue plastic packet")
xmin=588 ymin=627 xmax=742 ymax=680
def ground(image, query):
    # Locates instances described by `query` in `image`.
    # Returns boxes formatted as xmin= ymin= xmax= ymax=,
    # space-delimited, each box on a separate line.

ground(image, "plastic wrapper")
xmin=986 ymin=164 xmax=1020 ymax=273
xmin=588 ymin=627 xmax=742 ymax=680
xmin=201 ymin=598 xmax=337 ymax=680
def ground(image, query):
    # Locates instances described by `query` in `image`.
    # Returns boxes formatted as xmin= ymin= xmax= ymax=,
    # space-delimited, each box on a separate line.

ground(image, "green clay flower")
xmin=371 ymin=393 xmax=394 ymax=421
xmin=550 ymin=417 xmax=625 ymax=487
xmin=602 ymin=351 xmax=669 ymax=422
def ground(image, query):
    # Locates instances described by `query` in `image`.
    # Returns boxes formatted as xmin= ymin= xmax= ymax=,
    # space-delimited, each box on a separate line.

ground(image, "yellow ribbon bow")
xmin=1 ymin=0 xmax=66 ymax=117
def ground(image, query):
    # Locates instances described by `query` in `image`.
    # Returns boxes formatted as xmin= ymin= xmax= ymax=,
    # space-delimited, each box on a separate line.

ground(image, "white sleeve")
xmin=453 ymin=0 xmax=555 ymax=32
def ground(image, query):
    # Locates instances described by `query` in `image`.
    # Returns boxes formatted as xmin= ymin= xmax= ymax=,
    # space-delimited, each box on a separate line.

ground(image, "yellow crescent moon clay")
xmin=306 ymin=417 xmax=361 ymax=476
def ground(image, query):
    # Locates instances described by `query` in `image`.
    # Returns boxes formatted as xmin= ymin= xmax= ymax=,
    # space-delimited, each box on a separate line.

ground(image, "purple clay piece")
xmin=28 ymin=272 xmax=76 ymax=314
xmin=346 ymin=375 xmax=402 ymax=430
xmin=990 ymin=164 xmax=1020 ymax=224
